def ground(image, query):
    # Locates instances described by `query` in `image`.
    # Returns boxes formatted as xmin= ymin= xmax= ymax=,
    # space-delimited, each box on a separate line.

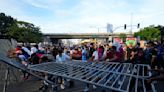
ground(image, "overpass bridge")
xmin=43 ymin=33 xmax=132 ymax=44
xmin=44 ymin=33 xmax=132 ymax=39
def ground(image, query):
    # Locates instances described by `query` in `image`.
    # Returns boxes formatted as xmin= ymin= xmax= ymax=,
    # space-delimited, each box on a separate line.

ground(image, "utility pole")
xmin=94 ymin=27 xmax=100 ymax=33
xmin=130 ymin=13 xmax=133 ymax=36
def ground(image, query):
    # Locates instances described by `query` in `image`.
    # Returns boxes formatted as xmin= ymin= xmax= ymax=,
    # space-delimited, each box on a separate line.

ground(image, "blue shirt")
xmin=82 ymin=49 xmax=87 ymax=62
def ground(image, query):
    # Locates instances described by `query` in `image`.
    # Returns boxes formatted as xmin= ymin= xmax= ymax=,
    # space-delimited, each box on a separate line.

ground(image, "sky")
xmin=0 ymin=0 xmax=164 ymax=33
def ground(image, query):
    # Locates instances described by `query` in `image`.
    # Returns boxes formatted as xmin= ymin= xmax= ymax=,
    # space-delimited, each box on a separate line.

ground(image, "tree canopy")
xmin=0 ymin=13 xmax=16 ymax=34
xmin=119 ymin=33 xmax=127 ymax=42
xmin=134 ymin=25 xmax=162 ymax=40
xmin=0 ymin=12 xmax=43 ymax=43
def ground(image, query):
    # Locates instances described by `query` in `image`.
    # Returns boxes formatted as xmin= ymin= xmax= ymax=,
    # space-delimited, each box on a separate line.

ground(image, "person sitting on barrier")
xmin=15 ymin=45 xmax=31 ymax=80
xmin=30 ymin=45 xmax=43 ymax=64
xmin=7 ymin=46 xmax=30 ymax=80
xmin=15 ymin=45 xmax=31 ymax=66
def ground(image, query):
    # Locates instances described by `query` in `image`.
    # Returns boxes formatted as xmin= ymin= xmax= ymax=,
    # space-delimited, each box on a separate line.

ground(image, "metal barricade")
xmin=0 ymin=54 xmax=57 ymax=92
xmin=28 ymin=61 xmax=157 ymax=92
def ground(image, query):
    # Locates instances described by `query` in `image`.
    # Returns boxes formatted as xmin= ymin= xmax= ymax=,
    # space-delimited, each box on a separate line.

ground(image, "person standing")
xmin=56 ymin=49 xmax=71 ymax=89
xmin=82 ymin=46 xmax=88 ymax=62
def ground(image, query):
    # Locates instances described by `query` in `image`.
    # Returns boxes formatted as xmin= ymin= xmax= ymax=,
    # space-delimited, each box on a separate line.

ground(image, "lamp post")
xmin=130 ymin=13 xmax=133 ymax=35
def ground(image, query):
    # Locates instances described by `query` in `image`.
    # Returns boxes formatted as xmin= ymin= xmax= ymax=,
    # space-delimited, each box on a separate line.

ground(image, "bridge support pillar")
xmin=50 ymin=38 xmax=62 ymax=45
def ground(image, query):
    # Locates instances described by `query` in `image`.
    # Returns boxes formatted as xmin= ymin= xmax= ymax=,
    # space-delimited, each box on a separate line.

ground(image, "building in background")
xmin=107 ymin=23 xmax=113 ymax=33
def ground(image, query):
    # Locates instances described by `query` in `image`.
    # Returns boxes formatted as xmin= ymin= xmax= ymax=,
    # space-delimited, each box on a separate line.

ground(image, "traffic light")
xmin=124 ymin=24 xmax=126 ymax=29
xmin=137 ymin=23 xmax=140 ymax=28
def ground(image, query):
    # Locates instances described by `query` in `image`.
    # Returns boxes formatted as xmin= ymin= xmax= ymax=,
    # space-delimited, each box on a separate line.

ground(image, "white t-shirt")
xmin=56 ymin=53 xmax=70 ymax=63
xmin=92 ymin=51 xmax=98 ymax=61
xmin=22 ymin=47 xmax=31 ymax=56
xmin=31 ymin=47 xmax=38 ymax=54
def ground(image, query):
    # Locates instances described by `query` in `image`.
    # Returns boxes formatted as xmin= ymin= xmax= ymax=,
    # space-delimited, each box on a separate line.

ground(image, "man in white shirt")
xmin=56 ymin=49 xmax=71 ymax=63
xmin=92 ymin=50 xmax=98 ymax=61
xmin=55 ymin=49 xmax=71 ymax=89
xmin=31 ymin=45 xmax=38 ymax=54
xmin=86 ymin=45 xmax=98 ymax=91
xmin=88 ymin=45 xmax=98 ymax=62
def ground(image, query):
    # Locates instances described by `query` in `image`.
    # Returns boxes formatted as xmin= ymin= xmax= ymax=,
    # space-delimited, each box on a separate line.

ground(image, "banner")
xmin=113 ymin=37 xmax=123 ymax=44
xmin=125 ymin=37 xmax=137 ymax=47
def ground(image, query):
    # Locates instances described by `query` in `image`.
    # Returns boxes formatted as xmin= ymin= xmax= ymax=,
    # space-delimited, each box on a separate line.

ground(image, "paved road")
xmin=4 ymin=79 xmax=106 ymax=92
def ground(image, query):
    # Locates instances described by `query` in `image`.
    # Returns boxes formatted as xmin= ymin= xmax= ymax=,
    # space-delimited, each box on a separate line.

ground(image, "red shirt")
xmin=106 ymin=51 xmax=113 ymax=59
xmin=106 ymin=51 xmax=121 ymax=62
xmin=115 ymin=52 xmax=121 ymax=61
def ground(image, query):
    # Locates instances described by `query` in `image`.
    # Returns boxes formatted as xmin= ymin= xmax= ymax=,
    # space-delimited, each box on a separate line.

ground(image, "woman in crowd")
xmin=105 ymin=46 xmax=121 ymax=62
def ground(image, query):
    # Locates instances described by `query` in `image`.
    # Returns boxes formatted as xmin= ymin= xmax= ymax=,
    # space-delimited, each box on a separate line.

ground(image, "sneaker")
xmin=60 ymin=84 xmax=65 ymax=89
xmin=22 ymin=61 xmax=28 ymax=66
xmin=93 ymin=85 xmax=97 ymax=89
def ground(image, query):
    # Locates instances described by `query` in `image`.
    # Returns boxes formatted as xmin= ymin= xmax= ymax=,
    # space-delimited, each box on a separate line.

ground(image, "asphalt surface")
xmin=1 ymin=75 xmax=164 ymax=92
xmin=2 ymin=78 xmax=107 ymax=92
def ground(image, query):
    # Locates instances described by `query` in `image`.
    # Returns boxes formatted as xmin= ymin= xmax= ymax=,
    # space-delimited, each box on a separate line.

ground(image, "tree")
xmin=119 ymin=33 xmax=127 ymax=42
xmin=134 ymin=25 xmax=161 ymax=40
xmin=0 ymin=13 xmax=16 ymax=35
xmin=0 ymin=12 xmax=43 ymax=43
xmin=7 ymin=21 xmax=43 ymax=43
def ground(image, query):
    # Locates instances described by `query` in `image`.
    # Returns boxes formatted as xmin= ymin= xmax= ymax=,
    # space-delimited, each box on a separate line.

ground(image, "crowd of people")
xmin=8 ymin=40 xmax=164 ymax=91
xmin=52 ymin=41 xmax=164 ymax=69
